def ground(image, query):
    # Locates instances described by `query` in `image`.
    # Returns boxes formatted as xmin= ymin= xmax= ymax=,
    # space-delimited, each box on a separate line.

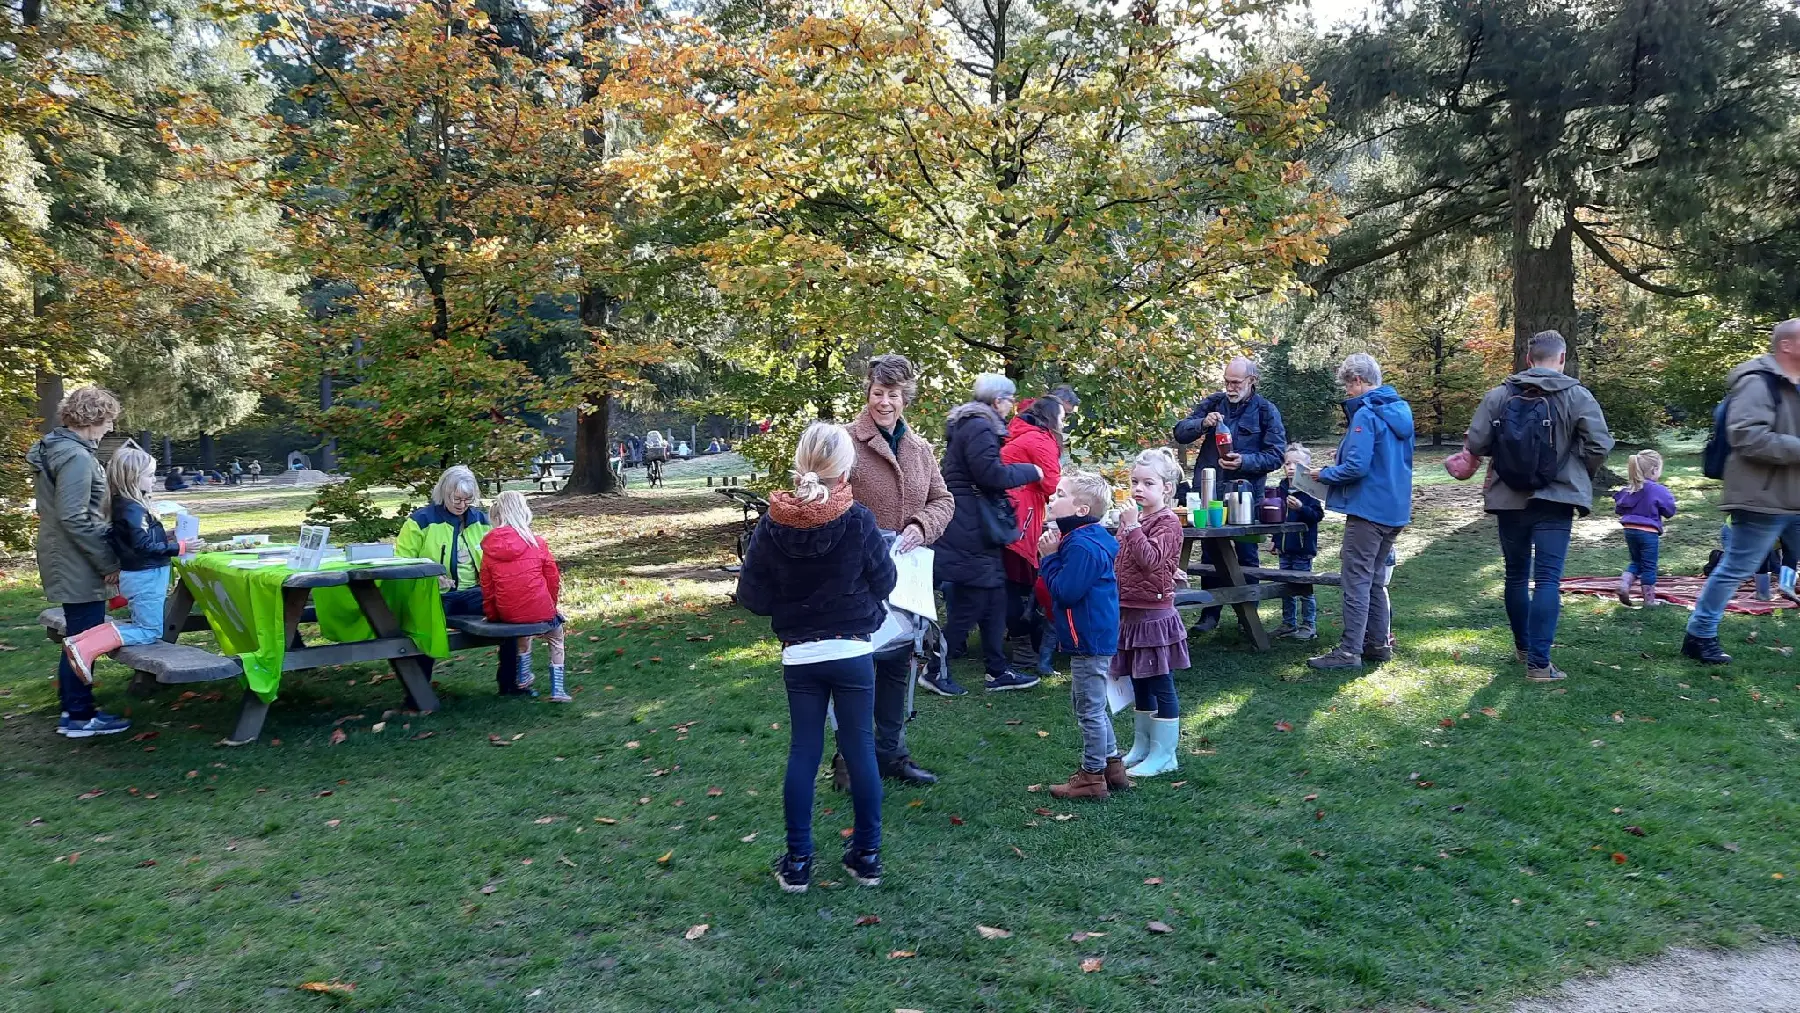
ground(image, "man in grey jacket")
xmin=1461 ymin=331 xmax=1615 ymax=683
xmin=1683 ymin=320 xmax=1800 ymax=665
xmin=27 ymin=387 xmax=132 ymax=738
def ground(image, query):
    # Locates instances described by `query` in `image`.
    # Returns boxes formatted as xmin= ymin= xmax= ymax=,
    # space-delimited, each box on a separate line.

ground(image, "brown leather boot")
xmin=1103 ymin=756 xmax=1134 ymax=792
xmin=1048 ymin=768 xmax=1109 ymax=800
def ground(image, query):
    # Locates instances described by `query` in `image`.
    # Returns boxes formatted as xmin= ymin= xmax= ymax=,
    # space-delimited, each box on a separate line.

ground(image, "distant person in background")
xmin=28 ymin=386 xmax=131 ymax=738
xmin=164 ymin=467 xmax=189 ymax=492
xmin=229 ymin=459 xmax=243 ymax=485
xmin=248 ymin=459 xmax=262 ymax=482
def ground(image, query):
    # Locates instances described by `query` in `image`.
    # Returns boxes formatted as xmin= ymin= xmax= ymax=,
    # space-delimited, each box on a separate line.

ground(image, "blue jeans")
xmin=1495 ymin=503 xmax=1574 ymax=669
xmin=116 ymin=567 xmax=170 ymax=646
xmin=784 ymin=655 xmax=882 ymax=856
xmin=1132 ymin=672 xmax=1179 ymax=719
xmin=58 ymin=599 xmax=106 ymax=719
xmin=1690 ymin=512 xmax=1800 ymax=639
xmin=1623 ymin=529 xmax=1661 ymax=586
xmin=1279 ymin=553 xmax=1317 ymax=627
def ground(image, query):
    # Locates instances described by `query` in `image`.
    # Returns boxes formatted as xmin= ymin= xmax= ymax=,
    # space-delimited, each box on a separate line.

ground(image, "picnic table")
xmin=168 ymin=551 xmax=451 ymax=744
xmin=1175 ymin=521 xmax=1329 ymax=652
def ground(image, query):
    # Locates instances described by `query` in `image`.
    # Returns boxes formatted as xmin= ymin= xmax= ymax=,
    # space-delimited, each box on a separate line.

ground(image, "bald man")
xmin=1682 ymin=318 xmax=1800 ymax=665
xmin=1173 ymin=356 xmax=1289 ymax=634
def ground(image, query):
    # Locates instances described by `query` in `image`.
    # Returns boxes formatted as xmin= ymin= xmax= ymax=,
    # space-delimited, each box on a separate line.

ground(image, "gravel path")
xmin=1512 ymin=945 xmax=1800 ymax=1013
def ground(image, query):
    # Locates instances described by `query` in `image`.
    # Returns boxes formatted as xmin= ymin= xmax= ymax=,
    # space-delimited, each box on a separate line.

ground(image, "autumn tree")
xmin=1307 ymin=0 xmax=1800 ymax=374
xmin=611 ymin=0 xmax=1342 ymax=447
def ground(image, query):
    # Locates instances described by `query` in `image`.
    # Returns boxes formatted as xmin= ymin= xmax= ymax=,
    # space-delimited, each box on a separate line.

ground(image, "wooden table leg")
xmin=1217 ymin=540 xmax=1272 ymax=651
xmin=282 ymin=587 xmax=311 ymax=650
xmin=162 ymin=581 xmax=195 ymax=644
xmin=348 ymin=582 xmax=440 ymax=713
xmin=228 ymin=686 xmax=271 ymax=744
xmin=1179 ymin=535 xmax=1195 ymax=573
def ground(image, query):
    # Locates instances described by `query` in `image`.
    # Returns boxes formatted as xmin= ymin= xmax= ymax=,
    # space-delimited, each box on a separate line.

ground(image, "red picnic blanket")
xmin=1560 ymin=575 xmax=1799 ymax=615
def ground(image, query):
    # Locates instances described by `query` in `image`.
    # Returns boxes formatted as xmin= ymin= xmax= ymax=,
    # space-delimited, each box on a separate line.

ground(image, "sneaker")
xmin=842 ymin=848 xmax=883 ymax=887
xmin=1270 ymin=621 xmax=1298 ymax=638
xmin=58 ymin=712 xmax=132 ymax=739
xmin=1681 ymin=633 xmax=1732 ymax=665
xmin=1306 ymin=649 xmax=1363 ymax=670
xmin=1362 ymin=645 xmax=1394 ymax=663
xmin=1525 ymin=664 xmax=1567 ymax=682
xmin=1287 ymin=625 xmax=1318 ymax=641
xmin=985 ymin=669 xmax=1040 ymax=692
xmin=918 ymin=670 xmax=968 ymax=697
xmin=774 ymin=852 xmax=813 ymax=894
xmin=548 ymin=693 xmax=574 ymax=703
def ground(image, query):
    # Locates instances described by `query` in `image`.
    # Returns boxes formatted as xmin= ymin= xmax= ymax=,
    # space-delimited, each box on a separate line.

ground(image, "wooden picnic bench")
xmin=1174 ymin=522 xmax=1337 ymax=651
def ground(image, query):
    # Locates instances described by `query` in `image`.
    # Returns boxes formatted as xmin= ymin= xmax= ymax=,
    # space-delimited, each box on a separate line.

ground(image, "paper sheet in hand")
xmin=887 ymin=546 xmax=936 ymax=621
xmin=1289 ymin=468 xmax=1330 ymax=502
xmin=174 ymin=511 xmax=199 ymax=543
xmin=1106 ymin=674 xmax=1133 ymax=714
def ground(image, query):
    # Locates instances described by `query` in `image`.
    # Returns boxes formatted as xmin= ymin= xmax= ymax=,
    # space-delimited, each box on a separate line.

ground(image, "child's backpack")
xmin=1702 ymin=370 xmax=1787 ymax=480
xmin=1488 ymin=381 xmax=1568 ymax=492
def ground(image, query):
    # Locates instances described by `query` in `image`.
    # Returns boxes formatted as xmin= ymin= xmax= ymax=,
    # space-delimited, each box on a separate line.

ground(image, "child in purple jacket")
xmin=1614 ymin=450 xmax=1677 ymax=607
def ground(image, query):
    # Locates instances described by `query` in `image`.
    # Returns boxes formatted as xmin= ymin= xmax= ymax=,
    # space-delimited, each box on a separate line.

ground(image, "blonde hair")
xmin=106 ymin=447 xmax=157 ymax=515
xmin=431 ymin=466 xmax=480 ymax=509
xmin=489 ymin=490 xmax=534 ymax=541
xmin=1063 ymin=471 xmax=1112 ymax=518
xmin=57 ymin=386 xmax=122 ymax=429
xmin=1627 ymin=450 xmax=1663 ymax=492
xmin=1131 ymin=447 xmax=1181 ymax=491
xmin=792 ymin=421 xmax=855 ymax=504
xmin=1285 ymin=442 xmax=1313 ymax=469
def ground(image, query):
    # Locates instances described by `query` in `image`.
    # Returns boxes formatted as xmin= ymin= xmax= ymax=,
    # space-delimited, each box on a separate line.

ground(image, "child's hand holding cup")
xmin=1118 ymin=501 xmax=1140 ymax=530
xmin=1038 ymin=525 xmax=1061 ymax=557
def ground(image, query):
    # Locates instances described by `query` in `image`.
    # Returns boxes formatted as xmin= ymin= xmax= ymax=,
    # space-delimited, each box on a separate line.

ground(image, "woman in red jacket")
xmin=480 ymin=492 xmax=569 ymax=701
xmin=1001 ymin=396 xmax=1064 ymax=678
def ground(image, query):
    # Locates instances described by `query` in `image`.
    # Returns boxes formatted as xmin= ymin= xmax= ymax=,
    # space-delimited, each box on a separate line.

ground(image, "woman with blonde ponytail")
xmin=736 ymin=422 xmax=898 ymax=895
xmin=1612 ymin=450 xmax=1677 ymax=607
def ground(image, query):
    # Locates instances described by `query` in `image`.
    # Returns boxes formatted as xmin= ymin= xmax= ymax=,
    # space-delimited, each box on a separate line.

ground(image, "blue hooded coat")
xmin=1318 ymin=385 xmax=1416 ymax=528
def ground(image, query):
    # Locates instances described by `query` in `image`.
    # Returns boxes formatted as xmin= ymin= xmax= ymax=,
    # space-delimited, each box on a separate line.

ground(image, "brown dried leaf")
xmin=684 ymin=923 xmax=709 ymax=941
xmin=1069 ymin=930 xmax=1106 ymax=942
xmin=480 ymin=882 xmax=498 ymax=895
xmin=739 ymin=833 xmax=757 ymax=843
xmin=975 ymin=925 xmax=1012 ymax=940
xmin=595 ymin=817 xmax=618 ymax=825
xmin=76 ymin=789 xmax=105 ymax=801
xmin=1274 ymin=720 xmax=1293 ymax=733
xmin=1302 ymin=793 xmax=1318 ymax=802
xmin=1053 ymin=813 xmax=1077 ymax=822
xmin=328 ymin=728 xmax=347 ymax=746
xmin=887 ymin=950 xmax=917 ymax=959
xmin=1624 ymin=825 xmax=1646 ymax=837
xmin=411 ymin=731 xmax=435 ymax=740
xmin=949 ymin=815 xmax=965 ymax=826
xmin=298 ymin=981 xmax=356 ymax=994
xmin=1143 ymin=877 xmax=1163 ymax=886
xmin=1080 ymin=957 xmax=1104 ymax=973
xmin=1146 ymin=920 xmax=1173 ymax=934
xmin=324 ymin=819 xmax=341 ymax=829
xmin=656 ymin=851 xmax=673 ymax=864
xmin=1480 ymin=707 xmax=1499 ymax=718
xmin=1026 ymin=784 xmax=1042 ymax=792
xmin=1036 ymin=730 xmax=1050 ymax=738
xmin=706 ymin=787 xmax=724 ymax=797
xmin=854 ymin=914 xmax=881 ymax=927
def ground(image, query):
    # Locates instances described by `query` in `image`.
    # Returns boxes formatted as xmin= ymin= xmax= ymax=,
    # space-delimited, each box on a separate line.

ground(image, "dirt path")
xmin=1511 ymin=945 xmax=1800 ymax=1013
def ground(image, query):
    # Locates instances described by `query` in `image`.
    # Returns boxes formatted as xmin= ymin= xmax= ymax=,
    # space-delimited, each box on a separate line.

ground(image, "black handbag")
xmin=976 ymin=490 xmax=1021 ymax=547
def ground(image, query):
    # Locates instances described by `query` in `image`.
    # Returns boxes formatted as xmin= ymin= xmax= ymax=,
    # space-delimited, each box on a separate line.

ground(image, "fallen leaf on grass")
xmin=129 ymin=731 xmax=158 ymax=742
xmin=1724 ymin=842 xmax=1741 ymax=853
xmin=854 ymin=914 xmax=881 ymax=927
xmin=739 ymin=833 xmax=757 ymax=843
xmin=328 ymin=728 xmax=347 ymax=746
xmin=625 ymin=740 xmax=640 ymax=749
xmin=1623 ymin=826 xmax=1646 ymax=837
xmin=411 ymin=731 xmax=434 ymax=740
xmin=1036 ymin=730 xmax=1050 ymax=738
xmin=136 ymin=859 xmax=156 ymax=868
xmin=975 ymin=925 xmax=1012 ymax=940
xmin=887 ymin=950 xmax=916 ymax=959
xmin=949 ymin=815 xmax=965 ymax=826
xmin=1080 ymin=957 xmax=1104 ymax=973
xmin=1034 ymin=807 xmax=1053 ymax=816
xmin=480 ymin=882 xmax=498 ymax=895
xmin=1146 ymin=920 xmax=1173 ymax=934
xmin=298 ymin=981 xmax=355 ymax=995
xmin=1274 ymin=720 xmax=1293 ymax=733
xmin=1053 ymin=813 xmax=1077 ymax=821
xmin=656 ymin=851 xmax=673 ymax=864
xmin=333 ymin=713 xmax=364 ymax=726
xmin=595 ymin=817 xmax=618 ymax=825
xmin=1439 ymin=717 xmax=1455 ymax=728
xmin=1302 ymin=793 xmax=1318 ymax=802
xmin=325 ymin=819 xmax=341 ymax=829
xmin=1026 ymin=784 xmax=1042 ymax=793
xmin=77 ymin=789 xmax=105 ymax=801
xmin=840 ymin=828 xmax=854 ymax=839
xmin=511 ymin=733 xmax=525 ymax=741
xmin=534 ymin=816 xmax=558 ymax=825
xmin=1069 ymin=931 xmax=1106 ymax=942
xmin=1143 ymin=877 xmax=1163 ymax=886
xmin=706 ymin=787 xmax=724 ymax=797
xmin=1612 ymin=853 xmax=1629 ymax=865
xmin=371 ymin=722 xmax=386 ymax=733
xmin=1005 ymin=719 xmax=1022 ymax=726
xmin=1169 ymin=781 xmax=1187 ymax=788
xmin=558 ymin=855 xmax=578 ymax=868
xmin=1011 ymin=846 xmax=1025 ymax=859
xmin=488 ymin=735 xmax=512 ymax=747
xmin=1480 ymin=707 xmax=1500 ymax=718
xmin=684 ymin=923 xmax=709 ymax=940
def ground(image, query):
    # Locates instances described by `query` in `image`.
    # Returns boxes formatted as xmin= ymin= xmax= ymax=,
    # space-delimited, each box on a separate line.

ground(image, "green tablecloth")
xmin=175 ymin=553 xmax=449 ymax=702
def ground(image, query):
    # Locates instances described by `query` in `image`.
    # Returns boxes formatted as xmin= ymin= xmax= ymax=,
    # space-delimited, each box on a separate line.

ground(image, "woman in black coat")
xmin=934 ymin=373 xmax=1043 ymax=693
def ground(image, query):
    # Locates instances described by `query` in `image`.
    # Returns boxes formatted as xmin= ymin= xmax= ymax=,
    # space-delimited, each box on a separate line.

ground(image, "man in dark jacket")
xmin=1461 ymin=331 xmax=1614 ymax=682
xmin=934 ymin=374 xmax=1044 ymax=693
xmin=1172 ymin=356 xmax=1289 ymax=634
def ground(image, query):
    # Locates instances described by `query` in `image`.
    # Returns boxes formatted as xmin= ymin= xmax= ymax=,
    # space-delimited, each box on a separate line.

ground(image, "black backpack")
xmin=1489 ymin=381 xmax=1568 ymax=492
xmin=1702 ymin=370 xmax=1787 ymax=480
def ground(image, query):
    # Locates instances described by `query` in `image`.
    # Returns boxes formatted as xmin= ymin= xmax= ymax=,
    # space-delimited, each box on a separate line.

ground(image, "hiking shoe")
xmin=1525 ymin=664 xmax=1567 ymax=682
xmin=842 ymin=848 xmax=883 ymax=887
xmin=883 ymin=759 xmax=938 ymax=786
xmin=1286 ymin=625 xmax=1318 ymax=641
xmin=1362 ymin=645 xmax=1394 ymax=663
xmin=1681 ymin=633 xmax=1732 ymax=665
xmin=774 ymin=852 xmax=813 ymax=894
xmin=1048 ymin=768 xmax=1109 ymax=800
xmin=985 ymin=669 xmax=1040 ymax=692
xmin=918 ymin=669 xmax=968 ymax=697
xmin=58 ymin=712 xmax=131 ymax=738
xmin=1103 ymin=756 xmax=1134 ymax=792
xmin=1514 ymin=647 xmax=1528 ymax=665
xmin=1270 ymin=621 xmax=1298 ymax=638
xmin=1306 ymin=649 xmax=1363 ymax=670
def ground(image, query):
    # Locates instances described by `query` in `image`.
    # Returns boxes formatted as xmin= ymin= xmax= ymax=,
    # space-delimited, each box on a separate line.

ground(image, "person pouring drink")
xmin=1171 ymin=356 xmax=1288 ymax=637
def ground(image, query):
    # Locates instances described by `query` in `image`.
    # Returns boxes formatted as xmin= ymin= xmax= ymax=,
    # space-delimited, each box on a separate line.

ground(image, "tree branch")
xmin=1569 ymin=217 xmax=1703 ymax=298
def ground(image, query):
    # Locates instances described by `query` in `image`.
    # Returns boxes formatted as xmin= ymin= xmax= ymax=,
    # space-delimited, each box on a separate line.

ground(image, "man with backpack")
xmin=1460 ymin=331 xmax=1615 ymax=682
xmin=1683 ymin=320 xmax=1800 ymax=665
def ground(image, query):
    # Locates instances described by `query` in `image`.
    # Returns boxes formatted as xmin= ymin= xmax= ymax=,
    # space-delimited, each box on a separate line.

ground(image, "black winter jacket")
xmin=735 ymin=487 xmax=897 ymax=645
xmin=1273 ymin=479 xmax=1324 ymax=560
xmin=110 ymin=498 xmax=182 ymax=572
xmin=932 ymin=402 xmax=1040 ymax=588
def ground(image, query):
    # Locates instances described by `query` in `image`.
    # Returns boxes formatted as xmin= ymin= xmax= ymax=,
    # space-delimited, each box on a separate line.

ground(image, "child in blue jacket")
xmin=1272 ymin=443 xmax=1325 ymax=641
xmin=1038 ymin=472 xmax=1124 ymax=800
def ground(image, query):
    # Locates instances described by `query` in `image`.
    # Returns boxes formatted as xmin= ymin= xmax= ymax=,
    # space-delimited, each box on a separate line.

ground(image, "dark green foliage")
xmin=1259 ymin=340 xmax=1342 ymax=442
xmin=304 ymin=481 xmax=410 ymax=543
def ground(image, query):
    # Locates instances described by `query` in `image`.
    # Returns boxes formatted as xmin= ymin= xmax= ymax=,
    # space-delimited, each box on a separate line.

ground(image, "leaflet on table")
xmin=887 ymin=545 xmax=936 ymax=621
xmin=287 ymin=525 xmax=331 ymax=571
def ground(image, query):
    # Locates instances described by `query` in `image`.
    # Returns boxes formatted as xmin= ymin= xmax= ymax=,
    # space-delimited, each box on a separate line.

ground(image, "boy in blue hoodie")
xmin=1271 ymin=443 xmax=1326 ymax=641
xmin=1308 ymin=354 xmax=1416 ymax=671
xmin=1038 ymin=472 xmax=1126 ymax=800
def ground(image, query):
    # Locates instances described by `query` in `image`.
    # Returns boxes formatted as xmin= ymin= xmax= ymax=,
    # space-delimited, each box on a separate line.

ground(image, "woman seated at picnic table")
xmin=395 ymin=465 xmax=523 ymax=697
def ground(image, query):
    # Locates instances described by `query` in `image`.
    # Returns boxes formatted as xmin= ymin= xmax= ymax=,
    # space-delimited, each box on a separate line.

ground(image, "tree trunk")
xmin=563 ymin=3 xmax=621 ymax=497
xmin=1508 ymin=105 xmax=1579 ymax=376
xmin=162 ymin=436 xmax=173 ymax=468
xmin=199 ymin=433 xmax=215 ymax=471
xmin=35 ymin=367 xmax=63 ymax=434
xmin=318 ymin=368 xmax=337 ymax=472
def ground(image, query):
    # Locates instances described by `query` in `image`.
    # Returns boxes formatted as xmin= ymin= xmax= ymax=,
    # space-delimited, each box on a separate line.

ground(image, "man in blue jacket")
xmin=1172 ymin=356 xmax=1289 ymax=635
xmin=1307 ymin=353 xmax=1415 ymax=670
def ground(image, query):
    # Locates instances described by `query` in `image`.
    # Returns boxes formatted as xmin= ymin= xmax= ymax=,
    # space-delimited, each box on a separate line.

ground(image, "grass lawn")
xmin=2 ymin=445 xmax=1797 ymax=1011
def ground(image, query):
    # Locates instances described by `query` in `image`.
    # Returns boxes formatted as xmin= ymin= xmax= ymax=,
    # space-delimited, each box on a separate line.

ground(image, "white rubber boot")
xmin=1126 ymin=718 xmax=1181 ymax=778
xmin=1119 ymin=710 xmax=1156 ymax=769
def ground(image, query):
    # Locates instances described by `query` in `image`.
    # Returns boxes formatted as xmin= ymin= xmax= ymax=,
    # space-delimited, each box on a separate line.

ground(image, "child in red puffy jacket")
xmin=480 ymin=492 xmax=569 ymax=701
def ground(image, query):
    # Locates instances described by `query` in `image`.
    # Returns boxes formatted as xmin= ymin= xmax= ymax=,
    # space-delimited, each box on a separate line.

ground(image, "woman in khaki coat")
xmin=831 ymin=353 xmax=955 ymax=787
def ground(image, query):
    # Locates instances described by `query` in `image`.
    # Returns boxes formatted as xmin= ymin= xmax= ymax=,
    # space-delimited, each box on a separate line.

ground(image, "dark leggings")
xmin=1132 ymin=672 xmax=1179 ymax=719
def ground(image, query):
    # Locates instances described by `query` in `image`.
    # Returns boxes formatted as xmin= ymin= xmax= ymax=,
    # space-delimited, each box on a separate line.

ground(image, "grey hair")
xmin=864 ymin=354 xmax=919 ymax=403
xmin=1772 ymin=319 xmax=1800 ymax=353
xmin=1528 ymin=330 xmax=1567 ymax=365
xmin=971 ymin=373 xmax=1016 ymax=406
xmin=431 ymin=465 xmax=481 ymax=508
xmin=1228 ymin=355 xmax=1261 ymax=382
xmin=1336 ymin=353 xmax=1382 ymax=387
